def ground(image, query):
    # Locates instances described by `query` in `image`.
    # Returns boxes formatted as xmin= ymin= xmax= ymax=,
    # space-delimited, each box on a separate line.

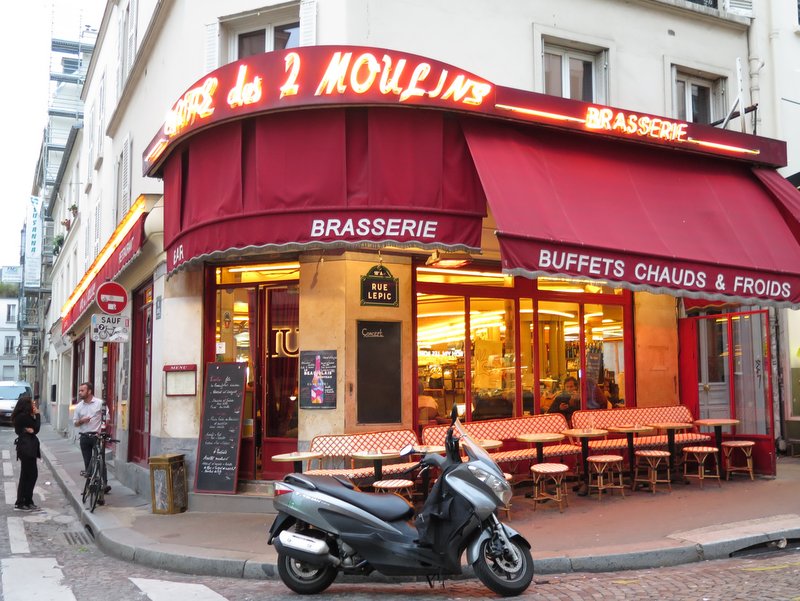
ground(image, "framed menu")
xmin=194 ymin=362 xmax=247 ymax=493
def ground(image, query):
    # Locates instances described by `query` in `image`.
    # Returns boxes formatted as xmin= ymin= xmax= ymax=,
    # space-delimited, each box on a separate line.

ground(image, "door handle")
xmin=702 ymin=384 xmax=710 ymax=392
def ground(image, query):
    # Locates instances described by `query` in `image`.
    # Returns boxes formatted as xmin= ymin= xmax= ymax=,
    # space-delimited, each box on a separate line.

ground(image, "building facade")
xmin=38 ymin=0 xmax=800 ymax=501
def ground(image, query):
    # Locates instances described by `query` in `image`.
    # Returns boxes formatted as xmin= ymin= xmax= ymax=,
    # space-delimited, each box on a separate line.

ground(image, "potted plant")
xmin=60 ymin=218 xmax=71 ymax=230
xmin=68 ymin=203 xmax=78 ymax=217
xmin=52 ymin=233 xmax=65 ymax=256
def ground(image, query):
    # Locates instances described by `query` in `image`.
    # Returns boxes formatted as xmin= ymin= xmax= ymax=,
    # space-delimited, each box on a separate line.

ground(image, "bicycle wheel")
xmin=81 ymin=454 xmax=97 ymax=504
xmin=88 ymin=458 xmax=103 ymax=512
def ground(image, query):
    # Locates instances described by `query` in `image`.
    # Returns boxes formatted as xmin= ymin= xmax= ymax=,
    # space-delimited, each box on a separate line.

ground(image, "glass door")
xmin=214 ymin=279 xmax=299 ymax=481
xmin=687 ymin=310 xmax=774 ymax=475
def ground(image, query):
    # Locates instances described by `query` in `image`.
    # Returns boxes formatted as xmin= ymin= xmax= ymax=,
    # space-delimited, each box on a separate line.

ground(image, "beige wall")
xmin=634 ymin=292 xmax=680 ymax=406
xmin=298 ymin=252 xmax=413 ymax=443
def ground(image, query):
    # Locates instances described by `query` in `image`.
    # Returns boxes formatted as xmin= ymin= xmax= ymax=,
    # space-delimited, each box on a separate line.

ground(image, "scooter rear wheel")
xmin=473 ymin=536 xmax=534 ymax=597
xmin=277 ymin=552 xmax=337 ymax=595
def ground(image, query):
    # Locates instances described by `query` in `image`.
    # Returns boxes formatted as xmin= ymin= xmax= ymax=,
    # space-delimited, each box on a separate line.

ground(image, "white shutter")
xmin=127 ymin=0 xmax=138 ymax=75
xmin=205 ymin=22 xmax=219 ymax=72
xmin=84 ymin=211 xmax=91 ymax=269
xmin=121 ymin=136 xmax=131 ymax=216
xmin=117 ymin=9 xmax=126 ymax=95
xmin=724 ymin=0 xmax=753 ymax=17
xmin=94 ymin=201 xmax=101 ymax=258
xmin=299 ymin=0 xmax=317 ymax=47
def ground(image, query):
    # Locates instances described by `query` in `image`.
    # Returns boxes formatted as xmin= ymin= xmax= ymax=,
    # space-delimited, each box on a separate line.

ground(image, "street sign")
xmin=96 ymin=281 xmax=128 ymax=315
xmin=91 ymin=313 xmax=130 ymax=343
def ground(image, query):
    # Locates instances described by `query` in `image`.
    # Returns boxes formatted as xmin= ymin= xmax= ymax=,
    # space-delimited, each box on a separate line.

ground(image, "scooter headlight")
xmin=468 ymin=465 xmax=512 ymax=507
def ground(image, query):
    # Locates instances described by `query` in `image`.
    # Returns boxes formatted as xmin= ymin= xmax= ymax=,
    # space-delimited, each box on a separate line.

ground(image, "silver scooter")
xmin=268 ymin=410 xmax=533 ymax=596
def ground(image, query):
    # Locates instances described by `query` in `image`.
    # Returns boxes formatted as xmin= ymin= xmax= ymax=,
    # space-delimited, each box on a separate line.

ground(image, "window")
xmin=6 ymin=304 xmax=16 ymax=323
xmin=674 ymin=71 xmax=724 ymax=124
xmin=543 ymin=44 xmax=607 ymax=103
xmin=219 ymin=5 xmax=301 ymax=65
xmin=4 ymin=337 xmax=15 ymax=355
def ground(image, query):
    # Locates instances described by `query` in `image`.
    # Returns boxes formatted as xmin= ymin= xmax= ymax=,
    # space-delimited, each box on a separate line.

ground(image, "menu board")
xmin=195 ymin=362 xmax=247 ymax=493
xmin=357 ymin=321 xmax=401 ymax=423
xmin=586 ymin=351 xmax=603 ymax=382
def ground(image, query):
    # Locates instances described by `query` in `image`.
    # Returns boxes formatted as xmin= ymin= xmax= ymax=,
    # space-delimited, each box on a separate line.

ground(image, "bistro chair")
xmin=633 ymin=449 xmax=672 ymax=494
xmin=530 ymin=463 xmax=569 ymax=512
xmin=372 ymin=478 xmax=415 ymax=501
xmin=682 ymin=446 xmax=721 ymax=488
xmin=721 ymin=440 xmax=755 ymax=480
xmin=586 ymin=454 xmax=625 ymax=500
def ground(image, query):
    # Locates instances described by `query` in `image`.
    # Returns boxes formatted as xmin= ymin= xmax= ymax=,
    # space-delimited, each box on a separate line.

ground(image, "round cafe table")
xmin=271 ymin=451 xmax=322 ymax=474
xmin=351 ymin=449 xmax=401 ymax=481
xmin=413 ymin=445 xmax=446 ymax=455
xmin=694 ymin=418 xmax=740 ymax=478
xmin=516 ymin=432 xmax=565 ymax=464
xmin=607 ymin=424 xmax=654 ymax=485
xmin=476 ymin=439 xmax=503 ymax=451
xmin=562 ymin=428 xmax=608 ymax=496
xmin=646 ymin=422 xmax=692 ymax=480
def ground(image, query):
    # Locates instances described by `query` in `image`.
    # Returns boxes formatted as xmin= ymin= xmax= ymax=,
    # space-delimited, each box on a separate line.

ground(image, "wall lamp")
xmin=425 ymin=250 xmax=472 ymax=269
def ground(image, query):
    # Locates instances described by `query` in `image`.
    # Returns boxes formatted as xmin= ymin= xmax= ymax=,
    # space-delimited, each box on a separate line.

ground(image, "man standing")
xmin=73 ymin=382 xmax=108 ymax=492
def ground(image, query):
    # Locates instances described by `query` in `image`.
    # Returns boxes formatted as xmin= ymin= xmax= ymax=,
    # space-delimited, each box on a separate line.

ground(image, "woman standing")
xmin=12 ymin=394 xmax=41 ymax=511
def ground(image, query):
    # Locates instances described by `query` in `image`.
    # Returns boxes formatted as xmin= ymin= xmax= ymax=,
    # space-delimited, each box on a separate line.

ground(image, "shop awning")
xmin=462 ymin=119 xmax=800 ymax=307
xmin=61 ymin=210 xmax=147 ymax=333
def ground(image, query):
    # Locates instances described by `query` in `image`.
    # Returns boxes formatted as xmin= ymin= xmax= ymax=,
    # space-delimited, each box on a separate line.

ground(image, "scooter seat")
xmin=294 ymin=474 xmax=414 ymax=522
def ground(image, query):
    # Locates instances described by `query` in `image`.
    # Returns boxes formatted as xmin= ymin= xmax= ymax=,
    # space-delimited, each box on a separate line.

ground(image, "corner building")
xmin=47 ymin=1 xmax=800 ymax=501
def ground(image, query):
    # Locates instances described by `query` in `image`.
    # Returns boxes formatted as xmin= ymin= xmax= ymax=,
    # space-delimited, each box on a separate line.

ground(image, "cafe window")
xmin=416 ymin=266 xmax=631 ymax=424
xmin=543 ymin=43 xmax=607 ymax=103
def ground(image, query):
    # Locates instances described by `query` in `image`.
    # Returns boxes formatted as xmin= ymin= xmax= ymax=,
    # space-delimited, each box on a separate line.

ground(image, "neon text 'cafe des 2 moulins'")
xmin=142 ymin=45 xmax=800 ymax=482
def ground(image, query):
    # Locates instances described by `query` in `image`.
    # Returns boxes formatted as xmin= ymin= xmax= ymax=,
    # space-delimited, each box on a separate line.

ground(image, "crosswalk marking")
xmin=1 ymin=557 xmax=76 ymax=600
xmin=130 ymin=578 xmax=229 ymax=600
xmin=4 ymin=481 xmax=15 ymax=505
xmin=7 ymin=517 xmax=30 ymax=554
xmin=3 ymin=461 xmax=12 ymax=477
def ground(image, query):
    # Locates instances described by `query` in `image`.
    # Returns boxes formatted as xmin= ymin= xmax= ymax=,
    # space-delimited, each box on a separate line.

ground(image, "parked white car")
xmin=0 ymin=381 xmax=33 ymax=426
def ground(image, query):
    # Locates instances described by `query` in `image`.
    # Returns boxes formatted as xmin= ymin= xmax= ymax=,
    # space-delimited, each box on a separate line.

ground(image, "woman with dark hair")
xmin=12 ymin=394 xmax=41 ymax=511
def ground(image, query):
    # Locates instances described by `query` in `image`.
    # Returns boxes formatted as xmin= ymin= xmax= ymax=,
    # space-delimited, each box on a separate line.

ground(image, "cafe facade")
xmin=130 ymin=44 xmax=800 ymax=486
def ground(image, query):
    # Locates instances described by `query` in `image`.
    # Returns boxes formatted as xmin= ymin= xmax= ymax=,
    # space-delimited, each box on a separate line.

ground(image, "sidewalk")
xmin=38 ymin=421 xmax=800 ymax=579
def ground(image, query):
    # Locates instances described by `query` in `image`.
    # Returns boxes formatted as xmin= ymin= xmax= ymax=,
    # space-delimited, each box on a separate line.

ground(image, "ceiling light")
xmin=425 ymin=250 xmax=472 ymax=269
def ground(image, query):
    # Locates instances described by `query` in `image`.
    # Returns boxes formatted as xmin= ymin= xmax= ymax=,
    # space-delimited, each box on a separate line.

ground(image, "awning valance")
xmin=462 ymin=119 xmax=800 ymax=307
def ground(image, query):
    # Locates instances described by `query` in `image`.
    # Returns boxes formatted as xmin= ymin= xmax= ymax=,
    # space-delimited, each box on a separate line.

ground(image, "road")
xmin=1 ymin=426 xmax=798 ymax=600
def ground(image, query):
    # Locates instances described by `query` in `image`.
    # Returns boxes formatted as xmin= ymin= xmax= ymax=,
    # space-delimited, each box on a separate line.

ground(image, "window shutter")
xmin=94 ymin=201 xmax=101 ymax=258
xmin=84 ymin=211 xmax=91 ymax=268
xmin=724 ymin=0 xmax=753 ymax=17
xmin=121 ymin=136 xmax=131 ymax=216
xmin=117 ymin=9 xmax=126 ymax=96
xmin=205 ymin=22 xmax=219 ymax=72
xmin=127 ymin=0 xmax=138 ymax=76
xmin=299 ymin=0 xmax=317 ymax=47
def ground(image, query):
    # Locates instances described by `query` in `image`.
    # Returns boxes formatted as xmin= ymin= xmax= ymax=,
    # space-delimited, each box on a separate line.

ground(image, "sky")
xmin=0 ymin=0 xmax=105 ymax=267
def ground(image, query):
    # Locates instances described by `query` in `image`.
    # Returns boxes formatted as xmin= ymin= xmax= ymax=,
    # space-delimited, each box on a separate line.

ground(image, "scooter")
xmin=267 ymin=409 xmax=533 ymax=596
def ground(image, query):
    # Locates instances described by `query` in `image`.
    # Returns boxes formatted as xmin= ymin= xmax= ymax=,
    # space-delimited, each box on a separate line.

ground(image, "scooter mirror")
xmin=450 ymin=404 xmax=458 ymax=426
xmin=400 ymin=444 xmax=414 ymax=457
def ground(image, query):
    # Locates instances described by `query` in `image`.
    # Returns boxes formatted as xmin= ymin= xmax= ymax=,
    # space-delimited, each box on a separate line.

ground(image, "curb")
xmin=39 ymin=437 xmax=800 ymax=580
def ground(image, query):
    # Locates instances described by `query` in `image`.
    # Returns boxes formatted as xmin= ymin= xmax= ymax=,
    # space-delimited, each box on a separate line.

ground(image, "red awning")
xmin=164 ymin=108 xmax=486 ymax=273
xmin=62 ymin=214 xmax=146 ymax=333
xmin=462 ymin=119 xmax=800 ymax=307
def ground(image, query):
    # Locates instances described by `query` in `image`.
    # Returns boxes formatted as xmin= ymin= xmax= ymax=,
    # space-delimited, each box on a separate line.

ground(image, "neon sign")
xmin=585 ymin=106 xmax=688 ymax=142
xmin=144 ymin=45 xmax=781 ymax=174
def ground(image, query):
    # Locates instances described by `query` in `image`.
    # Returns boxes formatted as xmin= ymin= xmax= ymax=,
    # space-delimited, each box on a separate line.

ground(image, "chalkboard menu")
xmin=586 ymin=351 xmax=603 ymax=382
xmin=195 ymin=362 xmax=247 ymax=493
xmin=357 ymin=321 xmax=401 ymax=423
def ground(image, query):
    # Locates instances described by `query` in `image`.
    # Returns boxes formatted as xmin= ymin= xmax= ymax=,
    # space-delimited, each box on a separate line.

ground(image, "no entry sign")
xmin=96 ymin=281 xmax=129 ymax=315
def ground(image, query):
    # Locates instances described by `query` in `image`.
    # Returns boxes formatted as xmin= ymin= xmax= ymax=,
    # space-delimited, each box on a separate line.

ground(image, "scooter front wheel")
xmin=277 ymin=552 xmax=337 ymax=595
xmin=473 ymin=535 xmax=534 ymax=597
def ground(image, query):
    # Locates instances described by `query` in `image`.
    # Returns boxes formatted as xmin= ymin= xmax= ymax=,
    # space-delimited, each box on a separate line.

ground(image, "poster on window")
xmin=299 ymin=350 xmax=337 ymax=409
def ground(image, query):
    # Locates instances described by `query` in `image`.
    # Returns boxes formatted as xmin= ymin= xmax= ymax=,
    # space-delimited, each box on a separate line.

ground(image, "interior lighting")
xmin=227 ymin=262 xmax=300 ymax=273
xmin=417 ymin=266 xmax=505 ymax=278
xmin=425 ymin=250 xmax=473 ymax=269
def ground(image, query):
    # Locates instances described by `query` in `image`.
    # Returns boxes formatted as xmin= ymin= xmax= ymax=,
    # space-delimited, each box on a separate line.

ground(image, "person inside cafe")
xmin=586 ymin=378 xmax=609 ymax=410
xmin=546 ymin=376 xmax=581 ymax=422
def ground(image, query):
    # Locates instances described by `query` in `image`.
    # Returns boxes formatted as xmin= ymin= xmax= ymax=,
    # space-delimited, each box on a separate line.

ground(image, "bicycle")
xmin=81 ymin=416 xmax=119 ymax=512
